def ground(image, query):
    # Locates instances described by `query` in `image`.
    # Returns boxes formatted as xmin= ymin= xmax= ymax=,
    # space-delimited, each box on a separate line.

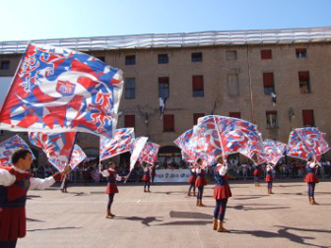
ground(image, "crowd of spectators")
xmin=29 ymin=157 xmax=331 ymax=183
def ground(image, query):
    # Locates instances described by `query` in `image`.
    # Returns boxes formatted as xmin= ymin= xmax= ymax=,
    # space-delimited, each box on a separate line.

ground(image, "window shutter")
xmin=124 ymin=115 xmax=135 ymax=128
xmin=192 ymin=76 xmax=204 ymax=91
xmin=263 ymin=73 xmax=274 ymax=87
xmin=193 ymin=113 xmax=204 ymax=125
xmin=163 ymin=114 xmax=174 ymax=131
xmin=299 ymin=71 xmax=309 ymax=80
xmin=302 ymin=110 xmax=314 ymax=126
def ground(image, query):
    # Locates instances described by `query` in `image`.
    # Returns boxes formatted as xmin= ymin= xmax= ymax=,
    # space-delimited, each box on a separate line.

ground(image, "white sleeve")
xmin=0 ymin=169 xmax=16 ymax=186
xmin=100 ymin=170 xmax=110 ymax=177
xmin=309 ymin=162 xmax=316 ymax=168
xmin=29 ymin=176 xmax=56 ymax=190
xmin=196 ymin=168 xmax=201 ymax=174
xmin=218 ymin=166 xmax=228 ymax=176
xmin=116 ymin=175 xmax=123 ymax=181
xmin=144 ymin=168 xmax=148 ymax=172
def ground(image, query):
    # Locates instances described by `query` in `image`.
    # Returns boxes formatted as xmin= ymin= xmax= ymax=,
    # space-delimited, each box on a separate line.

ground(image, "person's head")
xmin=146 ymin=163 xmax=151 ymax=168
xmin=11 ymin=149 xmax=33 ymax=171
xmin=196 ymin=158 xmax=202 ymax=165
xmin=308 ymin=157 xmax=314 ymax=162
xmin=108 ymin=161 xmax=116 ymax=169
xmin=216 ymin=156 xmax=224 ymax=164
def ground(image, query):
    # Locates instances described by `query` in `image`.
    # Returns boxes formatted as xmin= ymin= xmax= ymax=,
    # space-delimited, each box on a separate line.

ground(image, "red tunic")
xmin=195 ymin=169 xmax=207 ymax=187
xmin=142 ymin=168 xmax=151 ymax=181
xmin=105 ymin=170 xmax=119 ymax=194
xmin=213 ymin=166 xmax=232 ymax=199
xmin=0 ymin=166 xmax=33 ymax=241
xmin=304 ymin=173 xmax=319 ymax=183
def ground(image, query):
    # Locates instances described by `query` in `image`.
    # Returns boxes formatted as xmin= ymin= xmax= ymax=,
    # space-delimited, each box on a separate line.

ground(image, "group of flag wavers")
xmin=175 ymin=116 xmax=330 ymax=233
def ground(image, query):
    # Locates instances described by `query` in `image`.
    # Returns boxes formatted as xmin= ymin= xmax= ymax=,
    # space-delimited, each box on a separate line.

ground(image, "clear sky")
xmin=0 ymin=0 xmax=330 ymax=41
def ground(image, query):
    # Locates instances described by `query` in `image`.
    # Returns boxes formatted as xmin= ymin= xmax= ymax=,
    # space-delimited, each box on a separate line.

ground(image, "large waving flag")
xmin=99 ymin=128 xmax=134 ymax=161
xmin=195 ymin=115 xmax=265 ymax=164
xmin=174 ymin=128 xmax=199 ymax=162
xmin=287 ymin=127 xmax=329 ymax=160
xmin=0 ymin=43 xmax=123 ymax=139
xmin=263 ymin=139 xmax=287 ymax=165
xmin=0 ymin=135 xmax=36 ymax=165
xmin=138 ymin=142 xmax=160 ymax=165
xmin=123 ymin=136 xmax=148 ymax=183
xmin=49 ymin=144 xmax=86 ymax=171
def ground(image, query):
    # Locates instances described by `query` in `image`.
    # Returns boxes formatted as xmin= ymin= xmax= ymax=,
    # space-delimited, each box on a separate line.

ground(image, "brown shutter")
xmin=192 ymin=75 xmax=204 ymax=91
xmin=193 ymin=113 xmax=205 ymax=125
xmin=302 ymin=110 xmax=314 ymax=126
xmin=263 ymin=73 xmax=274 ymax=87
xmin=229 ymin=112 xmax=241 ymax=119
xmin=299 ymin=71 xmax=309 ymax=80
xmin=261 ymin=49 xmax=272 ymax=59
xmin=124 ymin=115 xmax=135 ymax=128
xmin=163 ymin=114 xmax=174 ymax=131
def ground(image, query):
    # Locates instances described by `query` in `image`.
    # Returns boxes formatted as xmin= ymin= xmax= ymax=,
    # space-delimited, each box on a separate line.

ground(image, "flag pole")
xmin=60 ymin=132 xmax=77 ymax=190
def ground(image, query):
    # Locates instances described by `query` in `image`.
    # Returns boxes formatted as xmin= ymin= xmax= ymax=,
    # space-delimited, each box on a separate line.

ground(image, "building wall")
xmin=1 ymin=41 xmax=330 ymax=164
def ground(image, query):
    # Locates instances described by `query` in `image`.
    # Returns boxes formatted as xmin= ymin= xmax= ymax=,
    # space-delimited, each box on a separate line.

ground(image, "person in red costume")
xmin=213 ymin=156 xmax=232 ymax=232
xmin=195 ymin=159 xmax=207 ymax=207
xmin=304 ymin=157 xmax=320 ymax=205
xmin=0 ymin=149 xmax=69 ymax=248
xmin=265 ymin=163 xmax=274 ymax=194
xmin=99 ymin=161 xmax=126 ymax=218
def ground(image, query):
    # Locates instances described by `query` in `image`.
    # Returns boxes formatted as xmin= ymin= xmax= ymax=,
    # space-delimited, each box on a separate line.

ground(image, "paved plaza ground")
xmin=18 ymin=180 xmax=331 ymax=248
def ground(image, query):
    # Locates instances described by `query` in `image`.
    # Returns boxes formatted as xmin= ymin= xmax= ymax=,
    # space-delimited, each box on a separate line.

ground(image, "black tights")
xmin=0 ymin=240 xmax=18 ymax=248
xmin=144 ymin=180 xmax=150 ymax=190
xmin=214 ymin=199 xmax=228 ymax=221
xmin=107 ymin=193 xmax=115 ymax=210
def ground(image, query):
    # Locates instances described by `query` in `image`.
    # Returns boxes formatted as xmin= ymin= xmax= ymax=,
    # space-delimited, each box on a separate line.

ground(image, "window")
xmin=0 ymin=61 xmax=10 ymax=70
xmin=298 ymin=71 xmax=311 ymax=94
xmin=124 ymin=78 xmax=136 ymax=99
xmin=125 ymin=55 xmax=136 ymax=65
xmin=96 ymin=56 xmax=105 ymax=62
xmin=261 ymin=49 xmax=272 ymax=60
xmin=191 ymin=52 xmax=202 ymax=62
xmin=229 ymin=112 xmax=241 ymax=119
xmin=296 ymin=48 xmax=307 ymax=58
xmin=158 ymin=54 xmax=169 ymax=64
xmin=124 ymin=115 xmax=135 ymax=128
xmin=302 ymin=109 xmax=315 ymax=127
xmin=226 ymin=50 xmax=237 ymax=61
xmin=192 ymin=75 xmax=204 ymax=97
xmin=227 ymin=74 xmax=239 ymax=96
xmin=163 ymin=114 xmax=174 ymax=132
xmin=193 ymin=113 xmax=204 ymax=125
xmin=263 ymin=72 xmax=275 ymax=95
xmin=266 ymin=111 xmax=278 ymax=128
xmin=159 ymin=77 xmax=169 ymax=98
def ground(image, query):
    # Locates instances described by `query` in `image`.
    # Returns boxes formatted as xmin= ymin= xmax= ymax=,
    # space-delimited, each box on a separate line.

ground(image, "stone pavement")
xmin=18 ymin=181 xmax=331 ymax=248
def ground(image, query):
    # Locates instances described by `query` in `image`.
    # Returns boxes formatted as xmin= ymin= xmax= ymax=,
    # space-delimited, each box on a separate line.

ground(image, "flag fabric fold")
xmin=287 ymin=127 xmax=329 ymax=161
xmin=138 ymin=142 xmax=160 ymax=165
xmin=263 ymin=139 xmax=287 ymax=165
xmin=0 ymin=135 xmax=36 ymax=165
xmin=99 ymin=128 xmax=135 ymax=161
xmin=0 ymin=43 xmax=123 ymax=139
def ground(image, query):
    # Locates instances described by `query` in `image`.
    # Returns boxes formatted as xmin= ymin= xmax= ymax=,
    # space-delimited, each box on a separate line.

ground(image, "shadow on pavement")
xmin=27 ymin=218 xmax=44 ymax=222
xmin=116 ymin=216 xmax=162 ymax=226
xmin=169 ymin=211 xmax=213 ymax=219
xmin=232 ymin=226 xmax=331 ymax=248
xmin=28 ymin=226 xmax=82 ymax=232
